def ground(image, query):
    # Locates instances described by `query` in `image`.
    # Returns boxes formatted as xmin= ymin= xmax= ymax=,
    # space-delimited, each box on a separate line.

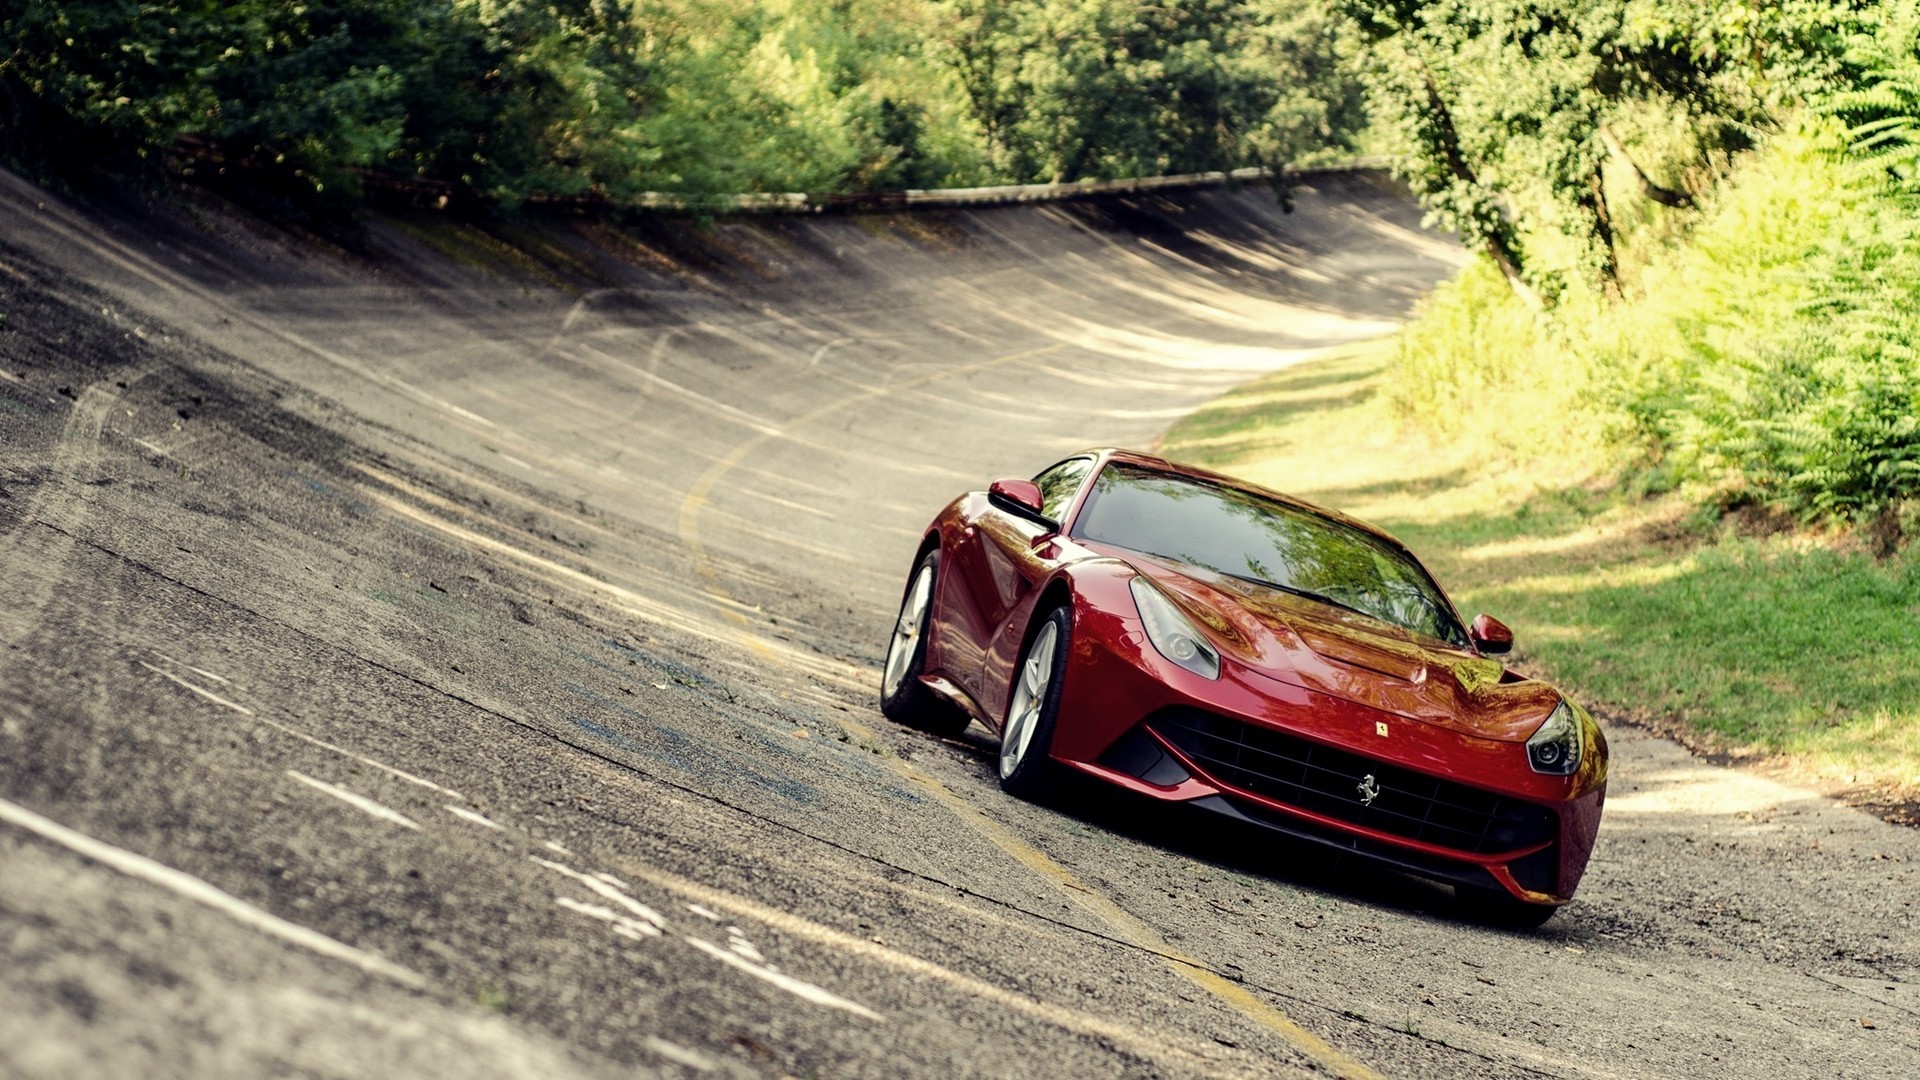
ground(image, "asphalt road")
xmin=2 ymin=167 xmax=1916 ymax=1079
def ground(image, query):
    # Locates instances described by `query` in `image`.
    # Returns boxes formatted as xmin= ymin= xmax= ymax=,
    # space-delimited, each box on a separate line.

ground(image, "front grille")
xmin=1150 ymin=708 xmax=1555 ymax=855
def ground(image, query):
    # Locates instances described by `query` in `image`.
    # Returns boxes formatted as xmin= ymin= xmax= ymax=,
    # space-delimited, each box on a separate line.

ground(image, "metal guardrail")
xmin=611 ymin=159 xmax=1391 ymax=214
xmin=168 ymin=135 xmax=1386 ymax=216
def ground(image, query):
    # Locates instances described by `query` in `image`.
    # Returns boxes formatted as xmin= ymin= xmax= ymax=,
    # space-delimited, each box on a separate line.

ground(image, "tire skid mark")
xmin=11 ymin=194 xmax=498 ymax=432
xmin=674 ymin=341 xmax=1066 ymax=606
xmin=0 ymin=367 xmax=157 ymax=649
xmin=352 ymin=470 xmax=868 ymax=694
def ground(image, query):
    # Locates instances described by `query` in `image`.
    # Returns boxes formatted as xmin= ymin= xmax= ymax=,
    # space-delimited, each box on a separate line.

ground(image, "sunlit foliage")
xmin=1367 ymin=1 xmax=1920 ymax=543
xmin=0 ymin=1 xmax=1362 ymax=200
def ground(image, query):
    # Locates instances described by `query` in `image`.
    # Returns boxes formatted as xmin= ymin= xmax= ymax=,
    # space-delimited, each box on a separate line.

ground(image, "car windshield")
xmin=1073 ymin=462 xmax=1466 ymax=645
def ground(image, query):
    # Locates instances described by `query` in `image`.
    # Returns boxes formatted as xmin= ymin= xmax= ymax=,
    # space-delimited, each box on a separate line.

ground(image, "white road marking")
xmin=685 ymin=937 xmax=882 ymax=1021
xmin=592 ymin=871 xmax=630 ymax=890
xmin=138 ymin=655 xmax=468 ymax=802
xmin=530 ymin=856 xmax=667 ymax=932
xmin=445 ymin=805 xmax=505 ymax=831
xmin=614 ymin=857 xmax=1241 ymax=1073
xmin=0 ymin=796 xmax=425 ymax=988
xmin=543 ymin=841 xmax=574 ymax=856
xmin=286 ymin=771 xmax=421 ymax=831
xmin=726 ymin=931 xmax=767 ymax=964
xmin=555 ymin=895 xmax=662 ymax=940
xmin=136 ymin=661 xmax=253 ymax=715
xmin=152 ymin=650 xmax=232 ymax=684
xmin=685 ymin=903 xmax=722 ymax=922
xmin=644 ymin=1037 xmax=716 ymax=1071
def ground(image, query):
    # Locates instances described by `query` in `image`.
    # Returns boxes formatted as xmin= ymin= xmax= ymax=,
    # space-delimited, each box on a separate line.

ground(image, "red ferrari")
xmin=880 ymin=449 xmax=1607 ymax=924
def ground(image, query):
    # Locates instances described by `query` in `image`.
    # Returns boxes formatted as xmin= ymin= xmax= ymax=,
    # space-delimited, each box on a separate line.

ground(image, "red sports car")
xmin=880 ymin=449 xmax=1607 ymax=924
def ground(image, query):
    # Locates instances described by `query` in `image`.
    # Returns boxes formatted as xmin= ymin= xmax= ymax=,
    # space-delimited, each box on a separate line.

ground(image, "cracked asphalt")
xmin=1 ymin=167 xmax=1915 ymax=1079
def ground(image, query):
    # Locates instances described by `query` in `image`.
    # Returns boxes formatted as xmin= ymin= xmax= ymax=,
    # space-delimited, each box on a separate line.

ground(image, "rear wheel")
xmin=999 ymin=606 xmax=1071 ymax=799
xmin=880 ymin=551 xmax=971 ymax=738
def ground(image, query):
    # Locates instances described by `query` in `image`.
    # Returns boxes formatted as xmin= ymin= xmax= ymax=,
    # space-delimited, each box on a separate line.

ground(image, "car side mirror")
xmin=987 ymin=478 xmax=1054 ymax=527
xmin=1469 ymin=614 xmax=1513 ymax=655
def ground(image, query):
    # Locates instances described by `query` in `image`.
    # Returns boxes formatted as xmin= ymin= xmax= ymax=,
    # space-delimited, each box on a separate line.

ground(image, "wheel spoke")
xmin=1001 ymin=622 xmax=1058 ymax=779
xmin=883 ymin=565 xmax=934 ymax=698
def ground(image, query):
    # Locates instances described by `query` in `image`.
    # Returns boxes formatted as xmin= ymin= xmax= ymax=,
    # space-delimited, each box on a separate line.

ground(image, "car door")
xmin=972 ymin=457 xmax=1094 ymax=722
xmin=942 ymin=457 xmax=1092 ymax=710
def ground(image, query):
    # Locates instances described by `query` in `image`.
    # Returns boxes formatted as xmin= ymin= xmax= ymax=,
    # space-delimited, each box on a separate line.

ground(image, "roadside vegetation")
xmin=0 ymin=1 xmax=1364 ymax=206
xmin=1344 ymin=1 xmax=1920 ymax=547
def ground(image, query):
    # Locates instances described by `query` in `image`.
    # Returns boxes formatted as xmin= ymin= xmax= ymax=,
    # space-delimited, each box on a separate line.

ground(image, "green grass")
xmin=1161 ymin=340 xmax=1920 ymax=801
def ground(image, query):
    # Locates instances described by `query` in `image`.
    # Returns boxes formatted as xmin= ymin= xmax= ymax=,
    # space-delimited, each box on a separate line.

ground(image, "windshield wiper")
xmin=1219 ymin=571 xmax=1375 ymax=621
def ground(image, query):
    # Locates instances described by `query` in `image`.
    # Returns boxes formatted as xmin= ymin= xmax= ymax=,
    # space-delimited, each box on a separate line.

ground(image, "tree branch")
xmin=1598 ymin=126 xmax=1692 ymax=209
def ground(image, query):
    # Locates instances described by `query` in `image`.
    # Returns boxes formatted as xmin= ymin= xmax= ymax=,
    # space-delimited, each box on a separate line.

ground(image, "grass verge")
xmin=1160 ymin=340 xmax=1920 ymax=823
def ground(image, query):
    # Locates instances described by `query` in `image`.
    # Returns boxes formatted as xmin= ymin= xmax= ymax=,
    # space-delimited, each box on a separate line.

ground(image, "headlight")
xmin=1130 ymin=576 xmax=1220 ymax=680
xmin=1526 ymin=700 xmax=1582 ymax=775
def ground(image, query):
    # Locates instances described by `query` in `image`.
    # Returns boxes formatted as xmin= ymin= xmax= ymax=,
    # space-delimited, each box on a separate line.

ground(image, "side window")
xmin=1032 ymin=457 xmax=1094 ymax=525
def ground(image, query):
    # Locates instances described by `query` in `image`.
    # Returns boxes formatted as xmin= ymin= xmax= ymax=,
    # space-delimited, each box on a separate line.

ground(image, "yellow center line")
xmin=837 ymin=713 xmax=1384 ymax=1080
xmin=673 ymin=342 xmax=1384 ymax=1080
xmin=608 ymin=853 xmax=1274 ymax=1078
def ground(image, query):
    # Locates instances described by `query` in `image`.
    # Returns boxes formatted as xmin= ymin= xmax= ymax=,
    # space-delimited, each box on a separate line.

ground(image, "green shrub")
xmin=1624 ymin=124 xmax=1920 ymax=525
xmin=1386 ymin=120 xmax=1920 ymax=537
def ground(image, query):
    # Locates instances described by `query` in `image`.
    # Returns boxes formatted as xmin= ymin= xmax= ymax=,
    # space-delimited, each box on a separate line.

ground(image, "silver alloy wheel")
xmin=999 ymin=621 xmax=1058 ymax=779
xmin=882 ymin=563 xmax=934 ymax=699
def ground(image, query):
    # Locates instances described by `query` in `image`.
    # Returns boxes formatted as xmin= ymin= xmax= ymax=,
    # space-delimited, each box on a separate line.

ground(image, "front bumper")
xmin=1047 ymin=606 xmax=1606 ymax=905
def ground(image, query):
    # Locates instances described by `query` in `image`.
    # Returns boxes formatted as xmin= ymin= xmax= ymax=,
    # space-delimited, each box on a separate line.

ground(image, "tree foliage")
xmin=1374 ymin=1 xmax=1920 ymax=538
xmin=1336 ymin=1 xmax=1873 ymax=301
xmin=0 ymin=0 xmax=1364 ymax=202
xmin=940 ymin=1 xmax=1361 ymax=183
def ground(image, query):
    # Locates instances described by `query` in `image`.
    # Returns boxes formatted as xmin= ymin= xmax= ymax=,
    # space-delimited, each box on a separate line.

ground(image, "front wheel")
xmin=880 ymin=551 xmax=971 ymax=738
xmin=999 ymin=606 xmax=1071 ymax=799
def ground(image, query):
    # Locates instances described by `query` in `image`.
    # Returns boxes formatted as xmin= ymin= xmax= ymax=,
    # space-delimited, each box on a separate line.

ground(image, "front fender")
xmin=978 ymin=557 xmax=1139 ymax=734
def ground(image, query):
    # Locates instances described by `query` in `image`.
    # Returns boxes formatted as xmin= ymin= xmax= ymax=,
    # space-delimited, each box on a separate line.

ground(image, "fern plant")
xmin=1826 ymin=0 xmax=1920 ymax=187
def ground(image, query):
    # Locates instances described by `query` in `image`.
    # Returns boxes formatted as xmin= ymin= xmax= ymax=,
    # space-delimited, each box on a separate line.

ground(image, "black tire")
xmin=998 ymin=605 xmax=1071 ymax=800
xmin=879 ymin=550 xmax=972 ymax=738
xmin=1459 ymin=887 xmax=1559 ymax=929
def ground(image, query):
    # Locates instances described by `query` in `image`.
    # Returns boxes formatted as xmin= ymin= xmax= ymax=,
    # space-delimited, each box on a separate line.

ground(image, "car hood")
xmin=1135 ymin=559 xmax=1558 ymax=742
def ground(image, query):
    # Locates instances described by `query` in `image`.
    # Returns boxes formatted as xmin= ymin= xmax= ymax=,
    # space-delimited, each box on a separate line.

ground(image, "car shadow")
xmin=937 ymin=724 xmax=1557 ymax=934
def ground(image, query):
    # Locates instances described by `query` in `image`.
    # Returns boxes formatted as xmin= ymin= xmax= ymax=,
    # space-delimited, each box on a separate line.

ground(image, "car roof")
xmin=1077 ymin=447 xmax=1411 ymax=550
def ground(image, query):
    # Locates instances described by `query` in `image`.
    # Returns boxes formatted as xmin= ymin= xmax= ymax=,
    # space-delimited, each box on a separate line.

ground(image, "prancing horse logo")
xmin=1356 ymin=774 xmax=1381 ymax=806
